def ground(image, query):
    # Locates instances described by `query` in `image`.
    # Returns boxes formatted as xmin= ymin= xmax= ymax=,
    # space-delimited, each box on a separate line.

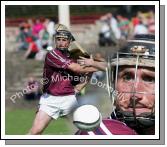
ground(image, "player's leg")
xmin=28 ymin=110 xmax=52 ymax=135
xmin=61 ymin=95 xmax=78 ymax=116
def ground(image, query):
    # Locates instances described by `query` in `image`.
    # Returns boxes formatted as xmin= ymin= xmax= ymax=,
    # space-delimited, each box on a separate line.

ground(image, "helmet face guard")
xmin=54 ymin=24 xmax=75 ymax=51
xmin=55 ymin=30 xmax=75 ymax=41
xmin=107 ymin=34 xmax=155 ymax=132
xmin=54 ymin=24 xmax=75 ymax=41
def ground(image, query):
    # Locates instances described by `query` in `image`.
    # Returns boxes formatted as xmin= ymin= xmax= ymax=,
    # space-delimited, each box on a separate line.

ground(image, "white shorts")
xmin=38 ymin=93 xmax=78 ymax=119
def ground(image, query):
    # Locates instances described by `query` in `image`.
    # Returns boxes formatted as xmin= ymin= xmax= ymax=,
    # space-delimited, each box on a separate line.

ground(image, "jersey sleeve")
xmin=46 ymin=50 xmax=74 ymax=69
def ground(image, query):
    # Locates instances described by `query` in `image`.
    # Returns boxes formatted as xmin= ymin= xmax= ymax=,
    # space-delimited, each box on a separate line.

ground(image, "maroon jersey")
xmin=43 ymin=49 xmax=81 ymax=96
xmin=75 ymin=119 xmax=137 ymax=135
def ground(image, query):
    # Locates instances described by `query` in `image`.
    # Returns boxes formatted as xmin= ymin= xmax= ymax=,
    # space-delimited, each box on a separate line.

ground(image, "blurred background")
xmin=5 ymin=5 xmax=155 ymax=135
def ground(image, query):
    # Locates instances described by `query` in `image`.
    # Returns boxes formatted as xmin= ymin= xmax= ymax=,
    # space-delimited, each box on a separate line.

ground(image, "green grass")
xmin=5 ymin=109 xmax=73 ymax=135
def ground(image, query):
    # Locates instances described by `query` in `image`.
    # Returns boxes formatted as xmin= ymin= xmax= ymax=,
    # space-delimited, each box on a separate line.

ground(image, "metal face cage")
xmin=106 ymin=35 xmax=155 ymax=131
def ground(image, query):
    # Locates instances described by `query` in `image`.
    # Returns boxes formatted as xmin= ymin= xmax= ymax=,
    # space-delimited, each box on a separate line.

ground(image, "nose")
xmin=130 ymin=94 xmax=142 ymax=103
xmin=57 ymin=40 xmax=65 ymax=47
xmin=58 ymin=40 xmax=63 ymax=44
xmin=130 ymin=80 xmax=143 ymax=100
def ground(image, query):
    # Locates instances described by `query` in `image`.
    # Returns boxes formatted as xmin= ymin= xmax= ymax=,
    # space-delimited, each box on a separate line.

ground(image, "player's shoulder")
xmin=46 ymin=49 xmax=66 ymax=60
xmin=101 ymin=118 xmax=137 ymax=135
xmin=47 ymin=49 xmax=59 ymax=56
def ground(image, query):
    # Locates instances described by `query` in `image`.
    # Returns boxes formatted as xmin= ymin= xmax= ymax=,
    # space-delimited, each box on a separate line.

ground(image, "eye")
xmin=122 ymin=72 xmax=134 ymax=81
xmin=62 ymin=38 xmax=68 ymax=41
xmin=142 ymin=75 xmax=155 ymax=83
xmin=57 ymin=38 xmax=61 ymax=41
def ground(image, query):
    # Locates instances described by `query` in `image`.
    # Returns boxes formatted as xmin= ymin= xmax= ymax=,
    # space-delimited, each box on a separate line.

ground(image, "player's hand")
xmin=77 ymin=55 xmax=94 ymax=67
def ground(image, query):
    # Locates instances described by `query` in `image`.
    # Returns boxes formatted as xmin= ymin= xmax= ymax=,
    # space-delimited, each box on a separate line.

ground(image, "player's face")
xmin=115 ymin=66 xmax=155 ymax=116
xmin=56 ymin=37 xmax=70 ymax=49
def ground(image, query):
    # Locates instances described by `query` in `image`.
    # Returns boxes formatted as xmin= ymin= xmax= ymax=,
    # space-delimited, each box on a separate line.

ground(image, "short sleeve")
xmin=46 ymin=50 xmax=73 ymax=69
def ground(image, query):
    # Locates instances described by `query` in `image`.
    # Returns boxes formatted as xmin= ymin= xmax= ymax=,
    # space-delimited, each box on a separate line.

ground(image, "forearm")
xmin=92 ymin=61 xmax=107 ymax=71
xmin=77 ymin=57 xmax=107 ymax=71
xmin=68 ymin=63 xmax=98 ymax=74
xmin=80 ymin=66 xmax=98 ymax=73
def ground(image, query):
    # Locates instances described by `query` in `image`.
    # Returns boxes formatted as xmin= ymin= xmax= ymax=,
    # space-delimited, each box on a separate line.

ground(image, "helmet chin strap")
xmin=57 ymin=47 xmax=68 ymax=51
xmin=112 ymin=87 xmax=155 ymax=134
xmin=114 ymin=108 xmax=155 ymax=132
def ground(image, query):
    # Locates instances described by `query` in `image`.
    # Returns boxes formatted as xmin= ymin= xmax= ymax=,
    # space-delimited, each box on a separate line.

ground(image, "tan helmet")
xmin=111 ymin=34 xmax=155 ymax=68
xmin=54 ymin=24 xmax=75 ymax=41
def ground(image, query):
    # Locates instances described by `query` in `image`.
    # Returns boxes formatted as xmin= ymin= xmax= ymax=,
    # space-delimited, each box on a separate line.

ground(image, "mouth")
xmin=122 ymin=103 xmax=151 ymax=114
xmin=128 ymin=102 xmax=148 ymax=108
xmin=129 ymin=105 xmax=147 ymax=109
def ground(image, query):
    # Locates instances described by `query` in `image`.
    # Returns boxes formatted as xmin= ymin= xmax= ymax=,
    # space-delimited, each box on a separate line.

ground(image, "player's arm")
xmin=77 ymin=57 xmax=107 ymax=71
xmin=46 ymin=50 xmax=98 ymax=73
xmin=90 ymin=60 xmax=107 ymax=71
xmin=68 ymin=62 xmax=98 ymax=74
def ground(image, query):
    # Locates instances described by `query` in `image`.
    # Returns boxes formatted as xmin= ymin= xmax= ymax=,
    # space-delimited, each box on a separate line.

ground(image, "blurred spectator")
xmin=45 ymin=18 xmax=56 ymax=46
xmin=24 ymin=76 xmax=41 ymax=101
xmin=16 ymin=22 xmax=31 ymax=51
xmin=23 ymin=36 xmax=39 ymax=59
xmin=39 ymin=25 xmax=50 ymax=50
xmin=98 ymin=13 xmax=121 ymax=46
xmin=129 ymin=10 xmax=155 ymax=37
xmin=30 ymin=18 xmax=44 ymax=50
xmin=132 ymin=10 xmax=155 ymax=35
xmin=147 ymin=10 xmax=155 ymax=34
xmin=34 ymin=19 xmax=51 ymax=61
xmin=133 ymin=19 xmax=148 ymax=35
xmin=131 ymin=16 xmax=140 ymax=27
xmin=27 ymin=18 xmax=34 ymax=30
xmin=16 ymin=20 xmax=42 ymax=55
xmin=137 ymin=11 xmax=148 ymax=26
xmin=117 ymin=15 xmax=130 ymax=39
xmin=32 ymin=18 xmax=44 ymax=38
xmin=16 ymin=18 xmax=55 ymax=60
xmin=35 ymin=28 xmax=49 ymax=60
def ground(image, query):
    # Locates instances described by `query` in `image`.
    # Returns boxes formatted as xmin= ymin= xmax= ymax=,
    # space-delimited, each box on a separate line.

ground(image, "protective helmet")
xmin=107 ymin=34 xmax=155 ymax=133
xmin=54 ymin=24 xmax=75 ymax=42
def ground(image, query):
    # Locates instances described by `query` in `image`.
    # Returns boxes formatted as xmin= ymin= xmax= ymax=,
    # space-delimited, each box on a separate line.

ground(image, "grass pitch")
xmin=5 ymin=109 xmax=74 ymax=135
